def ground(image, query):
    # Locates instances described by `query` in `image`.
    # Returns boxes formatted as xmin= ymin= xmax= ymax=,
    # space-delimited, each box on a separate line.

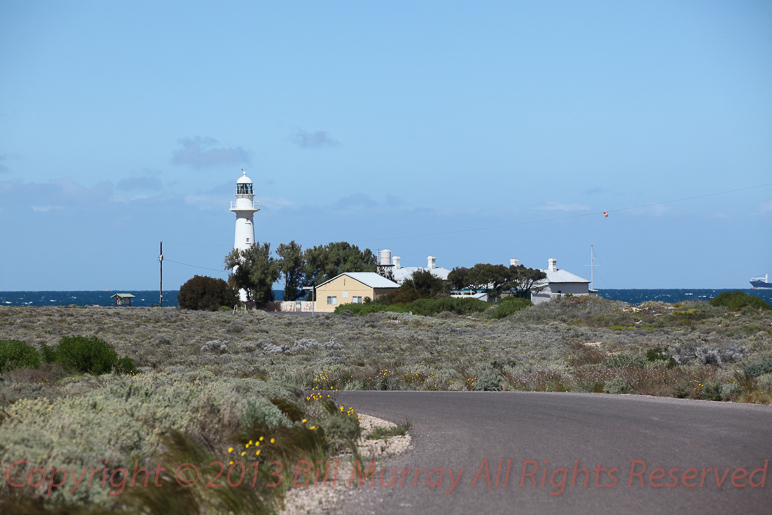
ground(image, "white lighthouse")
xmin=230 ymin=170 xmax=259 ymax=251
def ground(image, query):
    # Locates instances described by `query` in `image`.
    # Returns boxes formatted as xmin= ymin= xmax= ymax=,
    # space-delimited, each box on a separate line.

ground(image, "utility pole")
xmin=582 ymin=245 xmax=601 ymax=290
xmin=159 ymin=241 xmax=164 ymax=307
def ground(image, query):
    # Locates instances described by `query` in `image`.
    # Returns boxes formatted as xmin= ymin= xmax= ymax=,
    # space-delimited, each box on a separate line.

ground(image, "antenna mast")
xmin=582 ymin=245 xmax=602 ymax=290
xmin=159 ymin=241 xmax=164 ymax=307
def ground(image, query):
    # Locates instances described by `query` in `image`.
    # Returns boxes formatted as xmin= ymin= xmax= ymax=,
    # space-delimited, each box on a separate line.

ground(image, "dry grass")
xmin=1 ymin=299 xmax=770 ymax=397
xmin=1 ymin=297 xmax=771 ymax=510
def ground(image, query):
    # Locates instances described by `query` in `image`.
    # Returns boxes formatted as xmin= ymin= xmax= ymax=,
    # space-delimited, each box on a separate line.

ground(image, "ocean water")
xmin=0 ymin=289 xmax=770 ymax=307
xmin=0 ymin=291 xmax=181 ymax=307
xmin=597 ymin=289 xmax=772 ymax=305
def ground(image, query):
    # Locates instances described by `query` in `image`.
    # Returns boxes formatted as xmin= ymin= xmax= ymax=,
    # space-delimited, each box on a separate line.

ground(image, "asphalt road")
xmin=330 ymin=391 xmax=772 ymax=515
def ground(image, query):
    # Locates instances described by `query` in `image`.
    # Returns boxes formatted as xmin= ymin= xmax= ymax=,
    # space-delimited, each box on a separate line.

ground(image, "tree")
xmin=468 ymin=264 xmax=510 ymax=296
xmin=448 ymin=267 xmax=470 ymax=292
xmin=448 ymin=264 xmax=509 ymax=296
xmin=449 ymin=263 xmax=539 ymax=299
xmin=503 ymin=264 xmax=547 ymax=298
xmin=224 ymin=242 xmax=280 ymax=305
xmin=178 ymin=275 xmax=239 ymax=311
xmin=404 ymin=269 xmax=446 ymax=298
xmin=303 ymin=242 xmax=377 ymax=288
xmin=276 ymin=241 xmax=306 ymax=301
xmin=377 ymin=269 xmax=447 ymax=305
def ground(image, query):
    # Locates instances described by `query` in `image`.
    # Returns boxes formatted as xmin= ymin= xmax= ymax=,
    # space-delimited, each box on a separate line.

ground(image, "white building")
xmin=530 ymin=258 xmax=596 ymax=304
xmin=389 ymin=254 xmax=452 ymax=284
xmin=230 ymin=170 xmax=259 ymax=301
xmin=314 ymin=272 xmax=400 ymax=312
xmin=230 ymin=170 xmax=259 ymax=251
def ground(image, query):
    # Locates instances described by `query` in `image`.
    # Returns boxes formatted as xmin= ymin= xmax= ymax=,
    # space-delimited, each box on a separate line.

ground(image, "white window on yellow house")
xmin=342 ymin=292 xmax=348 ymax=298
xmin=327 ymin=296 xmax=337 ymax=305
xmin=352 ymin=296 xmax=363 ymax=304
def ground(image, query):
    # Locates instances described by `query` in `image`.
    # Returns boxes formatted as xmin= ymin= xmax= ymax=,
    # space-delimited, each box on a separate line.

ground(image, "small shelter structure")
xmin=110 ymin=293 xmax=136 ymax=306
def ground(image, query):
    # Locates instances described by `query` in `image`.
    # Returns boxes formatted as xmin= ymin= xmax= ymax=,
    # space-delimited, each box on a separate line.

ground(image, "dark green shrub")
xmin=745 ymin=357 xmax=772 ymax=378
xmin=177 ymin=275 xmax=239 ymax=311
xmin=40 ymin=343 xmax=56 ymax=364
xmin=408 ymin=297 xmax=488 ymax=316
xmin=53 ymin=336 xmax=118 ymax=375
xmin=335 ymin=296 xmax=489 ymax=317
xmin=700 ymin=380 xmax=724 ymax=401
xmin=335 ymin=303 xmax=404 ymax=316
xmin=115 ymin=356 xmax=138 ymax=375
xmin=0 ymin=340 xmax=41 ymax=372
xmin=376 ymin=284 xmax=429 ymax=305
xmin=709 ymin=291 xmax=770 ymax=311
xmin=490 ymin=297 xmax=532 ymax=319
xmin=646 ymin=347 xmax=676 ymax=368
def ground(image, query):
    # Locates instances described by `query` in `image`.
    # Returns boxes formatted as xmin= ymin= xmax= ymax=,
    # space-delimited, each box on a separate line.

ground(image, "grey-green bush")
xmin=745 ymin=357 xmax=772 ymax=378
xmin=603 ymin=378 xmax=632 ymax=394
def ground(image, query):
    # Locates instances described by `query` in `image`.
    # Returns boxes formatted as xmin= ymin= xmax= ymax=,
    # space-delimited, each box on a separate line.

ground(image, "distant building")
xmin=390 ymin=255 xmax=452 ymax=284
xmin=530 ymin=258 xmax=596 ymax=304
xmin=449 ymin=257 xmax=596 ymax=303
xmin=315 ymin=272 xmax=399 ymax=312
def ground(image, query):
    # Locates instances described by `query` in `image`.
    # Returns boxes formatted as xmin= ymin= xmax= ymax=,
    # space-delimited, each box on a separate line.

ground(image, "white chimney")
xmin=393 ymin=256 xmax=401 ymax=269
xmin=510 ymin=258 xmax=519 ymax=267
xmin=548 ymin=258 xmax=557 ymax=272
xmin=428 ymin=256 xmax=436 ymax=269
xmin=380 ymin=249 xmax=392 ymax=266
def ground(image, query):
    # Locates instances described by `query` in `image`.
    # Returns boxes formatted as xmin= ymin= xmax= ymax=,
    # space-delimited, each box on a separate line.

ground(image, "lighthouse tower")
xmin=230 ymin=170 xmax=259 ymax=251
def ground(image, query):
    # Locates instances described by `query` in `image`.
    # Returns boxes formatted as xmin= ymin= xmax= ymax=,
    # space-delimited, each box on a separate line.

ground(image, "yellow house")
xmin=315 ymin=272 xmax=399 ymax=311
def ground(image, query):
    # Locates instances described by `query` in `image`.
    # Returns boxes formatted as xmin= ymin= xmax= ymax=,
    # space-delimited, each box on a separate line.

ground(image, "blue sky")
xmin=1 ymin=0 xmax=770 ymax=291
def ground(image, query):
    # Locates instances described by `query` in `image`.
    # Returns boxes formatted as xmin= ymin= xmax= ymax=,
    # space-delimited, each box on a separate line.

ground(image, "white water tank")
xmin=380 ymin=249 xmax=392 ymax=266
xmin=548 ymin=258 xmax=558 ymax=272
xmin=510 ymin=258 xmax=519 ymax=267
xmin=428 ymin=256 xmax=436 ymax=269
xmin=393 ymin=256 xmax=401 ymax=269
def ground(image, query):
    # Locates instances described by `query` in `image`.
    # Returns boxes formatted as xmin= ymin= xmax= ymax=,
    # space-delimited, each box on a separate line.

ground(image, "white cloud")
xmin=184 ymin=194 xmax=223 ymax=210
xmin=534 ymin=201 xmax=589 ymax=211
xmin=259 ymin=196 xmax=296 ymax=209
xmin=628 ymin=204 xmax=669 ymax=216
xmin=336 ymin=193 xmax=377 ymax=208
xmin=1 ymin=178 xmax=114 ymax=212
xmin=583 ymin=187 xmax=604 ymax=195
xmin=172 ymin=136 xmax=249 ymax=169
xmin=117 ymin=175 xmax=163 ymax=191
xmin=291 ymin=129 xmax=339 ymax=148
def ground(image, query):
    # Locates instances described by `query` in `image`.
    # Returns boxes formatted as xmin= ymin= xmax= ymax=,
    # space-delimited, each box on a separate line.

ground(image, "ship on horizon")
xmin=750 ymin=274 xmax=772 ymax=289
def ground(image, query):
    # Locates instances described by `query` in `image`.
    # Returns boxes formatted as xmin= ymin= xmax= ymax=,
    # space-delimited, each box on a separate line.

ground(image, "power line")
xmin=164 ymin=258 xmax=227 ymax=273
xmin=355 ymin=182 xmax=772 ymax=244
xmin=163 ymin=241 xmax=230 ymax=247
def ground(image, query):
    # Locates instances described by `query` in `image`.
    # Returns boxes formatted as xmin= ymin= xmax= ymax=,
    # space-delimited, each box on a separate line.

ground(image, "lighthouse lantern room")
xmin=230 ymin=170 xmax=259 ymax=252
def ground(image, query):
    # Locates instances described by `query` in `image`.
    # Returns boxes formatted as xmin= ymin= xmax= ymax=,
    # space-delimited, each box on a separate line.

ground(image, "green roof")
xmin=110 ymin=293 xmax=136 ymax=298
